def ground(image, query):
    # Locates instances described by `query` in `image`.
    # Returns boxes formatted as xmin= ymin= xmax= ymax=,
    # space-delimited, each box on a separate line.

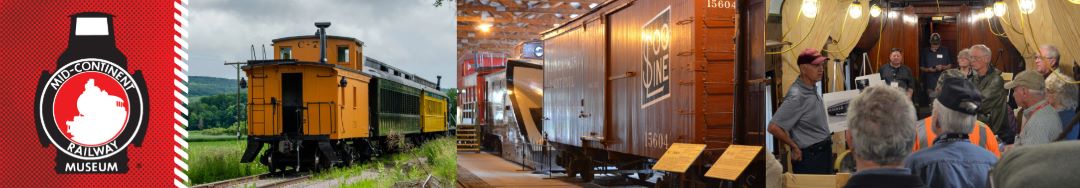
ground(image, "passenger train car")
xmin=481 ymin=59 xmax=545 ymax=167
xmin=238 ymin=23 xmax=452 ymax=172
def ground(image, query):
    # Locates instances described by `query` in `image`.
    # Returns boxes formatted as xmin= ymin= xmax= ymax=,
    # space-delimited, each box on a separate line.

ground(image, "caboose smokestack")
xmin=315 ymin=22 xmax=331 ymax=63
xmin=436 ymin=76 xmax=442 ymax=90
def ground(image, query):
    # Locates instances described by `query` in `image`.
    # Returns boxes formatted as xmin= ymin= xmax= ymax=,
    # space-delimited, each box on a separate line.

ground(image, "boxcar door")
xmin=281 ymin=73 xmax=304 ymax=136
xmin=605 ymin=6 xmax=638 ymax=156
xmin=580 ymin=19 xmax=606 ymax=144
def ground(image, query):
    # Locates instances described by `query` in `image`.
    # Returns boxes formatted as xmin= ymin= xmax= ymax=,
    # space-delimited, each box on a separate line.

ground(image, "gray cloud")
xmin=187 ymin=0 xmax=457 ymax=87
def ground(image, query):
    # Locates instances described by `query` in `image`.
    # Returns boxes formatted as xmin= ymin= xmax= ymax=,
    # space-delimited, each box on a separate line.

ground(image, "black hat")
xmin=937 ymin=76 xmax=982 ymax=115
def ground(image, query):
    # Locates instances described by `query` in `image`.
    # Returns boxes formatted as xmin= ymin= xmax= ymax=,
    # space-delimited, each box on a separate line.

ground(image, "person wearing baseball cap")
xmin=920 ymin=33 xmax=955 ymax=106
xmin=904 ymin=76 xmax=999 ymax=188
xmin=991 ymin=140 xmax=1080 ymax=187
xmin=768 ymin=48 xmax=832 ymax=174
xmin=913 ymin=69 xmax=1000 ymax=158
xmin=880 ymin=48 xmax=916 ymax=98
xmin=1006 ymin=70 xmax=1062 ymax=148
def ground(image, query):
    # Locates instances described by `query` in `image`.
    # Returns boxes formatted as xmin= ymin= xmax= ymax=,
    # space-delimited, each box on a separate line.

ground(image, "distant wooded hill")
xmin=189 ymin=76 xmax=244 ymax=100
xmin=188 ymin=76 xmax=245 ymax=131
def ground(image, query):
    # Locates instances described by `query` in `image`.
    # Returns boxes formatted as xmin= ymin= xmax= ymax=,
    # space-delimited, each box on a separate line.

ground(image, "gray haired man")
xmin=841 ymin=86 xmax=925 ymax=188
xmin=905 ymin=76 xmax=998 ymax=188
xmin=969 ymin=44 xmax=1010 ymax=143
xmin=1006 ymin=70 xmax=1062 ymax=148
xmin=1036 ymin=44 xmax=1062 ymax=78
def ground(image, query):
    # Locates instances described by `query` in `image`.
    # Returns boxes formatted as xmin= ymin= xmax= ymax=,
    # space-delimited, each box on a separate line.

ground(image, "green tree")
xmin=189 ymin=93 xmax=247 ymax=130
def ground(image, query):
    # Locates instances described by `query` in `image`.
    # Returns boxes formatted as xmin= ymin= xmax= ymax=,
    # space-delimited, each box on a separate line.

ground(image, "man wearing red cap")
xmin=768 ymin=48 xmax=832 ymax=174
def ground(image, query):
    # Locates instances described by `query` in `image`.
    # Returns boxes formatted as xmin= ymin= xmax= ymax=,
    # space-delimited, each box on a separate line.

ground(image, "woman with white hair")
xmin=1046 ymin=74 xmax=1080 ymax=140
xmin=955 ymin=48 xmax=974 ymax=79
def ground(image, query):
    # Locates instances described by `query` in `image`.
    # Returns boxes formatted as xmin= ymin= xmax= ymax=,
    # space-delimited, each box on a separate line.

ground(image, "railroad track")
xmin=194 ymin=173 xmax=312 ymax=188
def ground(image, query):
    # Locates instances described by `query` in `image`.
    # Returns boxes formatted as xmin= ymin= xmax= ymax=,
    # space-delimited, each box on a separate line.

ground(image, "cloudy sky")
xmin=188 ymin=0 xmax=457 ymax=86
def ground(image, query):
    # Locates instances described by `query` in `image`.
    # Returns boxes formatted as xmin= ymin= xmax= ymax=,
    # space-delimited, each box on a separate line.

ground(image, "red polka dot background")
xmin=0 ymin=1 xmax=180 ymax=187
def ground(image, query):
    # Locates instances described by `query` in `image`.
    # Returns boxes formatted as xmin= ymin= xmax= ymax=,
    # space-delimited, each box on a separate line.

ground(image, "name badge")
xmin=937 ymin=54 xmax=944 ymax=59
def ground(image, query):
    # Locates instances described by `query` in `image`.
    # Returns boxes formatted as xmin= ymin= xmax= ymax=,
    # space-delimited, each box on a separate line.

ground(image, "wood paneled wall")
xmin=866 ymin=6 xmax=920 ymax=77
xmin=956 ymin=5 xmax=1023 ymax=73
xmin=854 ymin=5 xmax=1023 ymax=77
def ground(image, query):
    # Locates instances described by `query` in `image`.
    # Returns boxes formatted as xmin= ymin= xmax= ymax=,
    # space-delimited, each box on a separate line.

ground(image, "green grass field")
xmin=187 ymin=140 xmax=267 ymax=185
xmin=188 ymin=136 xmax=457 ymax=187
xmin=317 ymin=136 xmax=457 ymax=188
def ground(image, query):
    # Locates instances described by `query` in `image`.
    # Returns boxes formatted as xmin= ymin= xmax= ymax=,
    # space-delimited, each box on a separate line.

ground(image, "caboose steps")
xmin=456 ymin=124 xmax=480 ymax=152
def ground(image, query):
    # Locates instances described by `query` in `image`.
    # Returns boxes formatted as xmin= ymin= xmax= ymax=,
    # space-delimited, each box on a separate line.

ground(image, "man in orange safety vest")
xmin=913 ymin=69 xmax=1001 ymax=157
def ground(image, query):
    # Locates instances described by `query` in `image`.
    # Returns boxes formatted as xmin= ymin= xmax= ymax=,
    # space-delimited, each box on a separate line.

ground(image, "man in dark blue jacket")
xmin=905 ymin=76 xmax=997 ymax=188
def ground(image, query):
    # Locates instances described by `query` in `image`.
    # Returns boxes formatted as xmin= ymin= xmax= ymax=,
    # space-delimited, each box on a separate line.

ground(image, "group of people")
xmin=767 ymin=40 xmax=1080 ymax=187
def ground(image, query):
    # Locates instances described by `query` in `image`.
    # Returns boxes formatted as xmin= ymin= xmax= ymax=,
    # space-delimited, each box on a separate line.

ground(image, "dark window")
xmin=337 ymin=46 xmax=349 ymax=62
xmin=280 ymin=47 xmax=292 ymax=59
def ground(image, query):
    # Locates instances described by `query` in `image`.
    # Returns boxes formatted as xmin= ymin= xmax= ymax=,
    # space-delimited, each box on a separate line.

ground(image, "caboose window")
xmin=337 ymin=46 xmax=349 ymax=62
xmin=280 ymin=47 xmax=292 ymax=59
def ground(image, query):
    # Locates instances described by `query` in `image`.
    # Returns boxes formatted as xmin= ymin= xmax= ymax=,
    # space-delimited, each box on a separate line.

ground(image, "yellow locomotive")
xmin=238 ymin=22 xmax=452 ymax=172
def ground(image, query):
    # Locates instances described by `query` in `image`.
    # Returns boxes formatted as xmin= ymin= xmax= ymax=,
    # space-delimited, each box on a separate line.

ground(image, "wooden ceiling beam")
xmin=458 ymin=16 xmax=565 ymax=26
xmin=533 ymin=0 xmax=606 ymax=5
xmin=457 ymin=0 xmax=601 ymax=60
xmin=458 ymin=33 xmax=540 ymax=41
xmin=458 ymin=49 xmax=516 ymax=55
xmin=459 ymin=39 xmax=521 ymax=46
xmin=457 ymin=25 xmax=549 ymax=34
xmin=459 ymin=46 xmax=518 ymax=51
xmin=459 ymin=49 xmax=514 ymax=55
xmin=493 ymin=0 xmax=520 ymax=8
xmin=458 ymin=44 xmax=517 ymax=53
xmin=458 ymin=4 xmax=590 ymax=14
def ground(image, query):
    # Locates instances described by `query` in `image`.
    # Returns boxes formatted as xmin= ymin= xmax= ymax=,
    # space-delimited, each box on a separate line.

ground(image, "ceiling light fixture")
xmin=869 ymin=4 xmax=881 ymax=18
xmin=849 ymin=0 xmax=863 ymax=19
xmin=477 ymin=23 xmax=493 ymax=32
xmin=802 ymin=0 xmax=820 ymax=18
xmin=1019 ymin=0 xmax=1035 ymax=14
xmin=993 ymin=1 xmax=1007 ymax=17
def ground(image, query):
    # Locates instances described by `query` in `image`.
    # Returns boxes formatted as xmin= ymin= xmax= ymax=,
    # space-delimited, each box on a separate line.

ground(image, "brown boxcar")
xmin=541 ymin=0 xmax=767 ymax=186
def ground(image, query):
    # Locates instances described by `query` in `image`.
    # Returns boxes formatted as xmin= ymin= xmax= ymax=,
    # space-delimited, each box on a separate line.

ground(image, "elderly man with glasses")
xmin=1036 ymin=44 xmax=1062 ymax=78
xmin=968 ymin=44 xmax=1011 ymax=144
